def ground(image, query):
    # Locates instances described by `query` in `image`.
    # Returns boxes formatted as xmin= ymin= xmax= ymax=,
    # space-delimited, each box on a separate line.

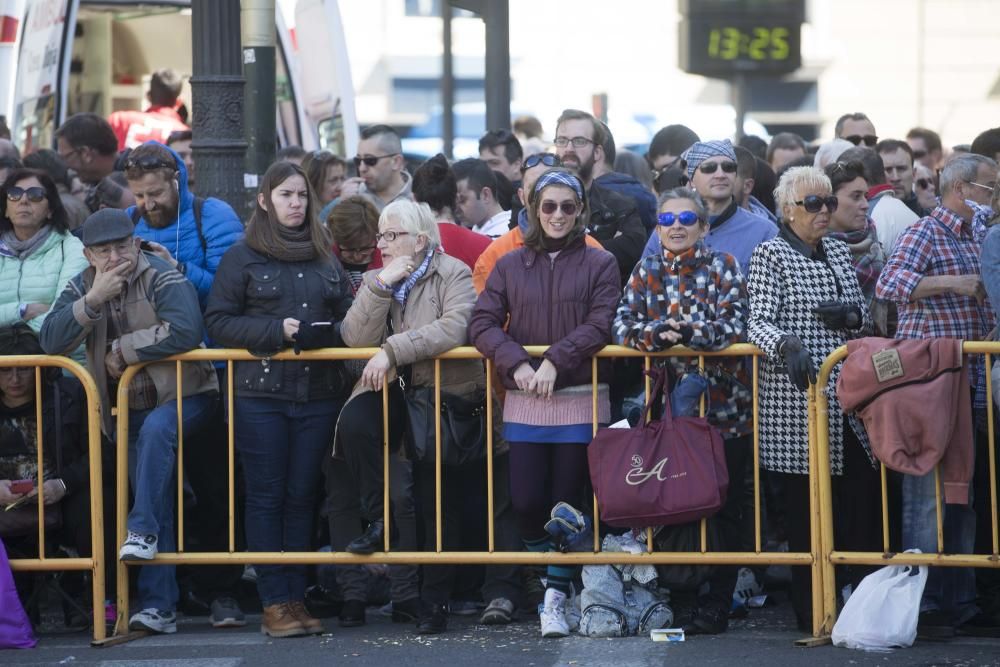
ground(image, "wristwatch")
xmin=18 ymin=303 xmax=27 ymax=320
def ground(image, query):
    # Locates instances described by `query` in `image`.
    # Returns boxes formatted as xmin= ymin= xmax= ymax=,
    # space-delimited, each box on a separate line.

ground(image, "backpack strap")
xmin=192 ymin=196 xmax=207 ymax=256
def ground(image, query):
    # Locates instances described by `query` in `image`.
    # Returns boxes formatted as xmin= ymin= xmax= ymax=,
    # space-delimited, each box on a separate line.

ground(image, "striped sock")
xmin=523 ymin=536 xmax=574 ymax=595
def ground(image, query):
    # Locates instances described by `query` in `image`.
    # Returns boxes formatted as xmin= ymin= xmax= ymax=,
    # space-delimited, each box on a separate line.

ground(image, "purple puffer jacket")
xmin=469 ymin=237 xmax=620 ymax=390
xmin=0 ymin=537 xmax=36 ymax=649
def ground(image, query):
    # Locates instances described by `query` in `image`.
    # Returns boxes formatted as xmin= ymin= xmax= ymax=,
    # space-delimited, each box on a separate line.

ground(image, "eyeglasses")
xmin=88 ymin=239 xmax=135 ymax=258
xmin=794 ymin=194 xmax=839 ymax=213
xmin=540 ymin=200 xmax=580 ymax=216
xmin=553 ymin=136 xmax=595 ymax=149
xmin=697 ymin=160 xmax=737 ymax=175
xmin=522 ymin=154 xmax=560 ymax=170
xmin=6 ymin=186 xmax=46 ymax=203
xmin=123 ymin=155 xmax=176 ymax=172
xmin=353 ymin=153 xmax=399 ymax=168
xmin=916 ymin=178 xmax=933 ymax=190
xmin=912 ymin=149 xmax=927 ymax=160
xmin=969 ymin=181 xmax=997 ymax=192
xmin=844 ymin=134 xmax=878 ymax=147
xmin=58 ymin=147 xmax=81 ymax=161
xmin=657 ymin=211 xmax=700 ymax=227
xmin=375 ymin=230 xmax=409 ymax=243
xmin=0 ymin=367 xmax=34 ymax=378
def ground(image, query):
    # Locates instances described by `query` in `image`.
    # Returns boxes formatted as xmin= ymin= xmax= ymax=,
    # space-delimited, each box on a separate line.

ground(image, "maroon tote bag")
xmin=588 ymin=368 xmax=729 ymax=528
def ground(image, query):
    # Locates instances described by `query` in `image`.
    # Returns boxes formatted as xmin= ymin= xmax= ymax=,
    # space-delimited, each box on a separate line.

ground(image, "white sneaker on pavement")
xmin=540 ymin=588 xmax=570 ymax=638
xmin=119 ymin=531 xmax=158 ymax=561
xmin=129 ymin=608 xmax=177 ymax=634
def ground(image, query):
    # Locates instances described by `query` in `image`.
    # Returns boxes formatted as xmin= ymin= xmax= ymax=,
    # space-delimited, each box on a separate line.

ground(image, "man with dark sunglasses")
xmin=834 ymin=112 xmax=878 ymax=149
xmin=339 ymin=125 xmax=412 ymax=212
xmin=640 ymin=139 xmax=776 ymax=277
xmin=552 ymin=109 xmax=646 ymax=284
xmin=907 ymin=127 xmax=944 ymax=171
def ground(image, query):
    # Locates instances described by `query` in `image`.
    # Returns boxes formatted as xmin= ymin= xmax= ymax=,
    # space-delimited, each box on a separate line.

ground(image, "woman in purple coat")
xmin=469 ymin=168 xmax=620 ymax=639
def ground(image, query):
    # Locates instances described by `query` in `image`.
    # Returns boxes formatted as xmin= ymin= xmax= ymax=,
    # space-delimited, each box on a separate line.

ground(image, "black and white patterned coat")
xmin=747 ymin=233 xmax=872 ymax=475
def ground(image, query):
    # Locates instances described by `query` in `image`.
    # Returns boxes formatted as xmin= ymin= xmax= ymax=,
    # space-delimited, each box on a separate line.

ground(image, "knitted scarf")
xmin=0 ymin=225 xmax=52 ymax=260
xmin=270 ymin=224 xmax=316 ymax=262
xmin=826 ymin=220 xmax=884 ymax=302
xmin=392 ymin=250 xmax=434 ymax=306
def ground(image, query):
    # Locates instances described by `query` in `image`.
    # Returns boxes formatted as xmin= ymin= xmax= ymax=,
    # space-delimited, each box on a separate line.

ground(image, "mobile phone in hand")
xmin=10 ymin=479 xmax=34 ymax=495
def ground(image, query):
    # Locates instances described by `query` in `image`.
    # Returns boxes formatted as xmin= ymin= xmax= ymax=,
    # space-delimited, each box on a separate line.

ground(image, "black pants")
xmin=777 ymin=419 xmax=881 ymax=629
xmin=704 ymin=434 xmax=750 ymax=611
xmin=414 ymin=453 xmax=522 ymax=607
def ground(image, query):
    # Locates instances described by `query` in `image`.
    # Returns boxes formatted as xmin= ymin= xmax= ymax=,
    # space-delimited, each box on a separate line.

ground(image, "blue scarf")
xmin=392 ymin=250 xmax=434 ymax=306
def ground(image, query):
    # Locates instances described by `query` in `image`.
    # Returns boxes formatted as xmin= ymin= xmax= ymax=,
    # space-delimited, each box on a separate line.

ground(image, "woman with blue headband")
xmin=470 ymin=168 xmax=620 ymax=638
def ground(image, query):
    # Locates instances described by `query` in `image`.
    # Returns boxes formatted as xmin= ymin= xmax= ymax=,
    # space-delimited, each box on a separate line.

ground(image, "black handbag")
xmin=404 ymin=386 xmax=488 ymax=466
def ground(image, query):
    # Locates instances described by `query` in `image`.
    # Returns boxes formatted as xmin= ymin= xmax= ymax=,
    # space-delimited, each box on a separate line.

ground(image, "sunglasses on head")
xmin=844 ymin=134 xmax=878 ymax=147
xmin=697 ymin=160 xmax=737 ymax=175
xmin=540 ymin=200 xmax=579 ymax=216
xmin=353 ymin=153 xmax=399 ymax=168
xmin=123 ymin=155 xmax=176 ymax=171
xmin=523 ymin=154 xmax=560 ymax=170
xmin=795 ymin=194 xmax=839 ymax=213
xmin=6 ymin=186 xmax=46 ymax=203
xmin=657 ymin=211 xmax=700 ymax=227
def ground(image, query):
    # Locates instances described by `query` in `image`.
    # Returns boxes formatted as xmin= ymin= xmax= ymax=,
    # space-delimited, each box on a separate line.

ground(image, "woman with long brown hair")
xmin=205 ymin=160 xmax=354 ymax=638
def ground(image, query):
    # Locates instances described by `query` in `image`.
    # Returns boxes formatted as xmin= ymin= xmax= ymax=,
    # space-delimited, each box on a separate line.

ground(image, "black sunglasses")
xmin=912 ymin=149 xmax=927 ymax=160
xmin=795 ymin=194 xmax=839 ymax=213
xmin=844 ymin=134 xmax=878 ymax=147
xmin=124 ymin=155 xmax=176 ymax=172
xmin=697 ymin=160 xmax=737 ymax=175
xmin=522 ymin=154 xmax=560 ymax=170
xmin=353 ymin=153 xmax=399 ymax=168
xmin=916 ymin=178 xmax=932 ymax=190
xmin=6 ymin=186 xmax=46 ymax=203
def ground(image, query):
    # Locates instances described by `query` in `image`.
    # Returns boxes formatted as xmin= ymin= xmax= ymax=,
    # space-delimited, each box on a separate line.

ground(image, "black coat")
xmin=205 ymin=240 xmax=354 ymax=402
xmin=587 ymin=182 xmax=647 ymax=284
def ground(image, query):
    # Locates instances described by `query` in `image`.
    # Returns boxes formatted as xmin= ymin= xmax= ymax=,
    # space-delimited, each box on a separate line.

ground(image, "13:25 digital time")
xmin=707 ymin=26 xmax=790 ymax=61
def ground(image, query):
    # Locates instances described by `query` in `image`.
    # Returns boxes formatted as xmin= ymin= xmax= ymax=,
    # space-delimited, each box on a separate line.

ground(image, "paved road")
xmin=4 ymin=604 xmax=1000 ymax=667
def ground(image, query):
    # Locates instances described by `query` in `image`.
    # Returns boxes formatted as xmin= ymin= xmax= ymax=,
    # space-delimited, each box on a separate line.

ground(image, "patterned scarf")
xmin=826 ymin=219 xmax=884 ymax=302
xmin=392 ymin=250 xmax=434 ymax=306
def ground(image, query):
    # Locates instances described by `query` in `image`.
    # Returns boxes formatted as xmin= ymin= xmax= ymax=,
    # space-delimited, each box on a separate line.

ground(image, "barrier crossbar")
xmin=112 ymin=344 xmax=833 ymax=639
xmin=814 ymin=342 xmax=1000 ymax=636
xmin=3 ymin=355 xmax=107 ymax=642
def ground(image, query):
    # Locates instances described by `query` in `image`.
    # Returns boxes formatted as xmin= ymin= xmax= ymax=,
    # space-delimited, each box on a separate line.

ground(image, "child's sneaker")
xmin=540 ymin=588 xmax=569 ymax=638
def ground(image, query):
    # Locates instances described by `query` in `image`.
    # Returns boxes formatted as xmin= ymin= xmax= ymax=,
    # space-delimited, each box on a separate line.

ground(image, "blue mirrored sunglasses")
xmin=657 ymin=211 xmax=700 ymax=227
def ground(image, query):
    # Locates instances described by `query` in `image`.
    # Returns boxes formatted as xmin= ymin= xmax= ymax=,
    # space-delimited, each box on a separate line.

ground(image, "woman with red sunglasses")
xmin=470 ymin=168 xmax=620 ymax=639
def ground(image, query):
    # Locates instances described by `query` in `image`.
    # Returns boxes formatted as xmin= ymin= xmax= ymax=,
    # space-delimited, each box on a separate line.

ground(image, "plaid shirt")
xmin=876 ymin=206 xmax=995 ymax=405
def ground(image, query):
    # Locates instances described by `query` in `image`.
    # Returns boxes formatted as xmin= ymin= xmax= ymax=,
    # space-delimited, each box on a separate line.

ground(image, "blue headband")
xmin=533 ymin=170 xmax=585 ymax=202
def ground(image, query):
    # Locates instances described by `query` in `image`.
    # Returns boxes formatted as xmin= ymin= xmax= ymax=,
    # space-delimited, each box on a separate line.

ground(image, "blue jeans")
xmin=236 ymin=396 xmax=341 ymax=606
xmin=901 ymin=470 xmax=978 ymax=622
xmin=127 ymin=393 xmax=218 ymax=612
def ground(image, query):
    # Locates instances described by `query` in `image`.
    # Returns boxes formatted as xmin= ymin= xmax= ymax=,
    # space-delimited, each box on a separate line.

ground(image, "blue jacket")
xmin=127 ymin=142 xmax=244 ymax=309
xmin=595 ymin=171 xmax=658 ymax=234
xmin=641 ymin=200 xmax=777 ymax=277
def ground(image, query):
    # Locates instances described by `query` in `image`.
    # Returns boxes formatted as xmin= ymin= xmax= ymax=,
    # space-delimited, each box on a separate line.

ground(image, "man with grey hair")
xmin=876 ymin=152 xmax=1000 ymax=640
xmin=339 ymin=124 xmax=413 ymax=211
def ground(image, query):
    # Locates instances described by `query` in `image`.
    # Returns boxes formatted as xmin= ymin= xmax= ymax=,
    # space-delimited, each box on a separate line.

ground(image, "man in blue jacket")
xmin=123 ymin=141 xmax=247 ymax=628
xmin=124 ymin=141 xmax=243 ymax=309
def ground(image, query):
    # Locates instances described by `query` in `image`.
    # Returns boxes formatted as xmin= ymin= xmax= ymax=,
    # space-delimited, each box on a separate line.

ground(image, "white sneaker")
xmin=129 ymin=608 xmax=177 ymax=634
xmin=119 ymin=531 xmax=158 ymax=561
xmin=540 ymin=588 xmax=570 ymax=638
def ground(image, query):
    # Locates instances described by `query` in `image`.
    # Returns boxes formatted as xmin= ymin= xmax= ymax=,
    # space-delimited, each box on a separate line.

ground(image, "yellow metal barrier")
xmin=814 ymin=342 xmax=1000 ymax=635
xmin=113 ymin=344 xmax=833 ymax=639
xmin=3 ymin=355 xmax=107 ymax=642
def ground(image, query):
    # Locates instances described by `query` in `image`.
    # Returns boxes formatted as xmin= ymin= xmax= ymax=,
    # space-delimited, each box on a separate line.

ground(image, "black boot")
xmin=416 ymin=603 xmax=448 ymax=634
xmin=346 ymin=520 xmax=385 ymax=555
xmin=339 ymin=599 xmax=366 ymax=628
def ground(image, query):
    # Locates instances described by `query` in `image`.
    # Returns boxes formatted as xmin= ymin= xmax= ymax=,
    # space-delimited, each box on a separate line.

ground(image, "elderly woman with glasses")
xmin=746 ymin=165 xmax=879 ymax=633
xmin=612 ymin=187 xmax=750 ymax=635
xmin=470 ymin=168 xmax=620 ymax=639
xmin=0 ymin=169 xmax=88 ymax=338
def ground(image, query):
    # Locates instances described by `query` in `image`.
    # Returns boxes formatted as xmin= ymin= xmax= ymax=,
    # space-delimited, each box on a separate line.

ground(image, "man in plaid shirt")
xmin=876 ymin=153 xmax=999 ymax=639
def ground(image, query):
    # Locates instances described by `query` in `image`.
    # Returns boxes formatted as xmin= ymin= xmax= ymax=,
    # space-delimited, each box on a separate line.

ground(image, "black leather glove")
xmin=292 ymin=322 xmax=340 ymax=355
xmin=779 ymin=335 xmax=816 ymax=392
xmin=651 ymin=321 xmax=694 ymax=349
xmin=812 ymin=301 xmax=862 ymax=330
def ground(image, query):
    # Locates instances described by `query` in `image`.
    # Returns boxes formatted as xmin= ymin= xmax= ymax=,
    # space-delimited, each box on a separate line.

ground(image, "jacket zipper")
xmin=547 ymin=253 xmax=556 ymax=344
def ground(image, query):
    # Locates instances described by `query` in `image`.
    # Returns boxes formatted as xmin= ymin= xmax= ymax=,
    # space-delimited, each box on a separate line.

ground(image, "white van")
xmin=2 ymin=0 xmax=357 ymax=156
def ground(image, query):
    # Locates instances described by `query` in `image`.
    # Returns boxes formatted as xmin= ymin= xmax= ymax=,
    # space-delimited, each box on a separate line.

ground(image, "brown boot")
xmin=261 ymin=603 xmax=307 ymax=638
xmin=288 ymin=601 xmax=324 ymax=635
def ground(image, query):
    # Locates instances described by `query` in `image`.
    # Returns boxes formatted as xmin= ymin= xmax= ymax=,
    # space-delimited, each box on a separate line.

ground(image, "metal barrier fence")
xmin=3 ymin=355 xmax=107 ymax=642
xmin=813 ymin=342 xmax=1000 ymax=635
xmin=112 ymin=344 xmax=835 ymax=640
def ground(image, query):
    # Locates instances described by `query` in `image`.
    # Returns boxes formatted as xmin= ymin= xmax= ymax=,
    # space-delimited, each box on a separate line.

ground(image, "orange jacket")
xmin=472 ymin=226 xmax=604 ymax=294
xmin=837 ymin=337 xmax=973 ymax=504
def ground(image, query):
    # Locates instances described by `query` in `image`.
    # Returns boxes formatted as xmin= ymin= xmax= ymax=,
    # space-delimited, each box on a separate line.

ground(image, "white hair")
xmin=813 ymin=139 xmax=854 ymax=169
xmin=774 ymin=166 xmax=832 ymax=217
xmin=380 ymin=199 xmax=441 ymax=249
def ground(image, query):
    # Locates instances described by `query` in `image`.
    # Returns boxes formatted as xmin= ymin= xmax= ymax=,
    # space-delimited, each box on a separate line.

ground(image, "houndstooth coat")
xmin=747 ymin=229 xmax=872 ymax=475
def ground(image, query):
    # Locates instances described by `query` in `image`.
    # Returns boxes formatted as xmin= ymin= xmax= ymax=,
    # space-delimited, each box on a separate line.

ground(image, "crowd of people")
xmin=3 ymin=85 xmax=1000 ymax=645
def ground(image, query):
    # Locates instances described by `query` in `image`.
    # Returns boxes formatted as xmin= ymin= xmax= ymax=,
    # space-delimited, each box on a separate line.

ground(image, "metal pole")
xmin=483 ymin=0 xmax=510 ymax=132
xmin=191 ymin=0 xmax=247 ymax=217
xmin=242 ymin=0 xmax=276 ymax=212
xmin=732 ymin=73 xmax=747 ymax=141
xmin=442 ymin=1 xmax=454 ymax=159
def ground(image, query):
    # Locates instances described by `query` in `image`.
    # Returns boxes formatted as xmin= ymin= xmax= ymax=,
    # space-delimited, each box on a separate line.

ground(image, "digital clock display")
xmin=707 ymin=26 xmax=790 ymax=61
xmin=679 ymin=18 xmax=802 ymax=77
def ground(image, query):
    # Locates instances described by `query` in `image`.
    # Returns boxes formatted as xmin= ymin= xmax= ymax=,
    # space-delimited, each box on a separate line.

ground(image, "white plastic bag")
xmin=831 ymin=551 xmax=927 ymax=651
